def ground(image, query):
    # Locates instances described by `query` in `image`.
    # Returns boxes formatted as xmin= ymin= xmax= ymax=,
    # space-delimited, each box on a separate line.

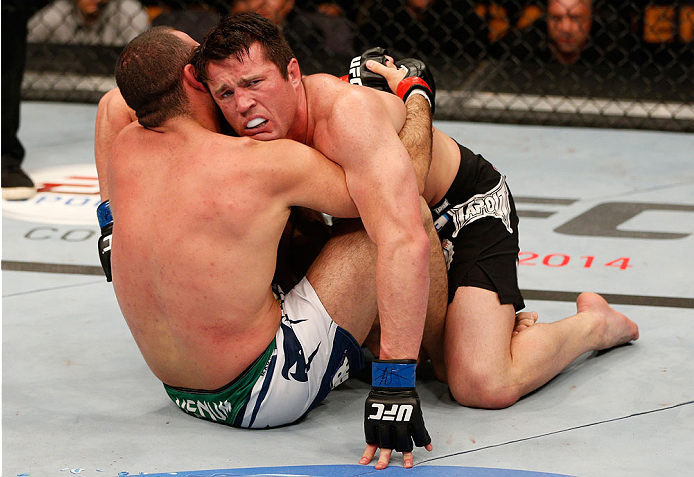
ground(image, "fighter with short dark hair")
xmin=193 ymin=16 xmax=639 ymax=467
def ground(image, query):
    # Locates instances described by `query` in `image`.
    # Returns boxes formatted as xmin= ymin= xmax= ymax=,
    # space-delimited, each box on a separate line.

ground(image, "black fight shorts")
xmin=430 ymin=142 xmax=525 ymax=311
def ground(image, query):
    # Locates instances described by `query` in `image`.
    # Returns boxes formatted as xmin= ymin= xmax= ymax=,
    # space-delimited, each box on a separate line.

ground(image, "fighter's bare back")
xmin=108 ymin=118 xmax=357 ymax=391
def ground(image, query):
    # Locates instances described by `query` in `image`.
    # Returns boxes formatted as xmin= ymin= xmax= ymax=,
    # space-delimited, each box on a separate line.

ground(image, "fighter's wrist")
xmin=372 ymin=359 xmax=416 ymax=389
xmin=97 ymin=200 xmax=113 ymax=229
xmin=405 ymin=89 xmax=432 ymax=109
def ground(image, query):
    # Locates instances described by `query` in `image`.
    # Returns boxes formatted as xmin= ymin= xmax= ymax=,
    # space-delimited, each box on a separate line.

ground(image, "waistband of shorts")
xmin=430 ymin=141 xmax=500 ymax=216
xmin=163 ymin=338 xmax=276 ymax=425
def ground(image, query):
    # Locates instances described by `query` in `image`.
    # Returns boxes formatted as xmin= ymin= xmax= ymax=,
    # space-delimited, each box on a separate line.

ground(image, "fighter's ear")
xmin=183 ymin=64 xmax=207 ymax=92
xmin=287 ymin=58 xmax=302 ymax=87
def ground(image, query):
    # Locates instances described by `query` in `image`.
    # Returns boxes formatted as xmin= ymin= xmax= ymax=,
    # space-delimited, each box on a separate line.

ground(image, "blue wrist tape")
xmin=372 ymin=360 xmax=416 ymax=388
xmin=97 ymin=200 xmax=113 ymax=228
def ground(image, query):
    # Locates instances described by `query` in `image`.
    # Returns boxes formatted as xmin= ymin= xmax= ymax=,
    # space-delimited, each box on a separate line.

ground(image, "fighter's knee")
xmin=447 ymin=371 xmax=521 ymax=409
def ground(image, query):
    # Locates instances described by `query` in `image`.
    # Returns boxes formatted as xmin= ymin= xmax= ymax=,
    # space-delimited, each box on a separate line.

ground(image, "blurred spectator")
xmin=151 ymin=4 xmax=221 ymax=43
xmin=546 ymin=0 xmax=593 ymax=64
xmin=299 ymin=1 xmax=360 ymax=22
xmin=231 ymin=0 xmax=356 ymax=73
xmin=357 ymin=0 xmax=486 ymax=65
xmin=233 ymin=0 xmax=295 ymax=24
xmin=501 ymin=0 xmax=600 ymax=66
xmin=28 ymin=0 xmax=150 ymax=46
xmin=2 ymin=0 xmax=50 ymax=200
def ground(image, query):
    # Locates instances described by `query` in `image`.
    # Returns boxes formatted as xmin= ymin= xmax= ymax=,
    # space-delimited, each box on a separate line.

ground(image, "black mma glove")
xmin=97 ymin=200 xmax=113 ymax=282
xmin=343 ymin=47 xmax=389 ymax=90
xmin=342 ymin=48 xmax=436 ymax=114
xmin=364 ymin=359 xmax=431 ymax=453
xmin=394 ymin=58 xmax=436 ymax=114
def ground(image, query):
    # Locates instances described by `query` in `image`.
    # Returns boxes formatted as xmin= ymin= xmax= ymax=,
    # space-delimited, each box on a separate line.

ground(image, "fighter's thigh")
xmin=306 ymin=219 xmax=378 ymax=345
xmin=420 ymin=199 xmax=448 ymax=380
xmin=422 ymin=197 xmax=448 ymax=319
xmin=443 ymin=286 xmax=516 ymax=388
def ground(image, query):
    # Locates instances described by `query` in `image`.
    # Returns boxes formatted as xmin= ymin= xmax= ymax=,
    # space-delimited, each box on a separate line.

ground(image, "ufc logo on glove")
xmin=368 ymin=403 xmax=414 ymax=422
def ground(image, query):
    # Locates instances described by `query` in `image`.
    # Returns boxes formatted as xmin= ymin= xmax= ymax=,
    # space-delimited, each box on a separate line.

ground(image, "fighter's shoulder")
xmin=303 ymin=72 xmax=342 ymax=93
xmin=111 ymin=121 xmax=145 ymax=151
xmin=331 ymin=76 xmax=402 ymax=118
xmin=304 ymin=73 xmax=380 ymax=109
xmin=309 ymin=76 xmax=403 ymax=132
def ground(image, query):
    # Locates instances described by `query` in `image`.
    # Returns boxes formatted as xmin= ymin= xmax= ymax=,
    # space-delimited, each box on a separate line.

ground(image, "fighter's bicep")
xmin=343 ymin=156 xmax=420 ymax=228
xmin=279 ymin=141 xmax=358 ymax=218
xmin=325 ymin=93 xmax=420 ymax=227
xmin=325 ymin=89 xmax=405 ymax=163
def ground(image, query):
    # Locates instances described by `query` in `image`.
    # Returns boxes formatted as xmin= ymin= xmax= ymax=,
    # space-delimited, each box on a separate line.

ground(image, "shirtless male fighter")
xmin=102 ymin=26 xmax=443 ymax=469
xmin=189 ymin=13 xmax=453 ymax=467
xmin=193 ymin=15 xmax=640 ymax=467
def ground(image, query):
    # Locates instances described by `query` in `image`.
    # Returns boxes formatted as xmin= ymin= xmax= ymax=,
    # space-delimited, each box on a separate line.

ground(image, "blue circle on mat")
xmin=141 ymin=465 xmax=572 ymax=476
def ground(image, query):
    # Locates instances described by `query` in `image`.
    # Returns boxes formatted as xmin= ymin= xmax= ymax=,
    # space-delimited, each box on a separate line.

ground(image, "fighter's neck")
xmin=159 ymin=102 xmax=221 ymax=135
xmin=192 ymin=97 xmax=222 ymax=134
xmin=285 ymin=80 xmax=315 ymax=146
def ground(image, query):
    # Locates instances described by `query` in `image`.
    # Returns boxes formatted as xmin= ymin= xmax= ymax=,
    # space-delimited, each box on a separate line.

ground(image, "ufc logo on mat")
xmin=368 ymin=403 xmax=413 ymax=422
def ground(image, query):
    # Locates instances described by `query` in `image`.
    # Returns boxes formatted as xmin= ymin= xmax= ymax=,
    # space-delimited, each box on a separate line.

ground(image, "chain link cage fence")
xmin=22 ymin=0 xmax=694 ymax=132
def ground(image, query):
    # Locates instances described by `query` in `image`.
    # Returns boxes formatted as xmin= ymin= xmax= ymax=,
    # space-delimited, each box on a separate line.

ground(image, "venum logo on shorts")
xmin=280 ymin=318 xmax=321 ymax=382
xmin=368 ymin=403 xmax=413 ymax=422
xmin=448 ymin=175 xmax=513 ymax=237
xmin=330 ymin=355 xmax=350 ymax=389
xmin=173 ymin=397 xmax=233 ymax=422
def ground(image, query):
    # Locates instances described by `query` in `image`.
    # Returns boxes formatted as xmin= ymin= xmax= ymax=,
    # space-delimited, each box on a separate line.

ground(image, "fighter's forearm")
xmin=375 ymin=237 xmax=430 ymax=361
xmin=399 ymin=94 xmax=433 ymax=195
xmin=94 ymin=88 xmax=137 ymax=201
xmin=345 ymin=166 xmax=430 ymax=361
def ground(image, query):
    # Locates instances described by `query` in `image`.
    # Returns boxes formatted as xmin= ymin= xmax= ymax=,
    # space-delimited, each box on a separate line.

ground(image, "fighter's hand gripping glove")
xmin=394 ymin=58 xmax=436 ymax=114
xmin=97 ymin=200 xmax=113 ymax=282
xmin=341 ymin=47 xmax=389 ymax=90
xmin=364 ymin=359 xmax=431 ymax=453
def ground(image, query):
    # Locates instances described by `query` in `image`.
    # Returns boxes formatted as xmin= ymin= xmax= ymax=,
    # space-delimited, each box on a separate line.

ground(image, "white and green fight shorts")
xmin=163 ymin=277 xmax=364 ymax=429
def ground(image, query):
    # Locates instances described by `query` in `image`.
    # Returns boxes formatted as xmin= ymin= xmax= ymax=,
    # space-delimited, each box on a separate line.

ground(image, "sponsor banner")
xmin=2 ymin=164 xmax=101 ymax=225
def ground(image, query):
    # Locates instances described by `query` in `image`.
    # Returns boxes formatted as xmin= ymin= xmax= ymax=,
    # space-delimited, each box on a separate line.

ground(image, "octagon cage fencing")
xmin=21 ymin=0 xmax=694 ymax=132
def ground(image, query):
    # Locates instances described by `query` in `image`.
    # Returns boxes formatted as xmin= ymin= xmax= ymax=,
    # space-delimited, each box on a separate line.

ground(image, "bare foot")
xmin=513 ymin=311 xmax=538 ymax=336
xmin=576 ymin=292 xmax=639 ymax=349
